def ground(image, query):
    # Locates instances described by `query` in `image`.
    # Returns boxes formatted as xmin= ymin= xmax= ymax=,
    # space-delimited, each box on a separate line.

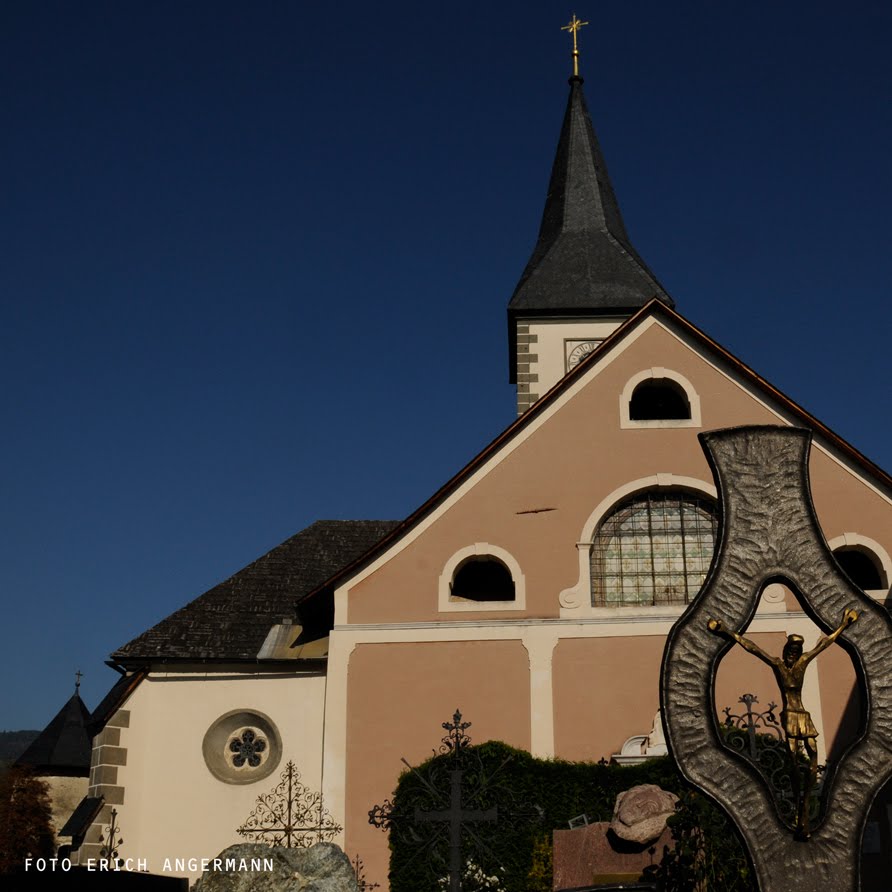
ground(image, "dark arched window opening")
xmin=451 ymin=558 xmax=515 ymax=602
xmin=629 ymin=379 xmax=691 ymax=421
xmin=591 ymin=491 xmax=717 ymax=607
xmin=834 ymin=548 xmax=885 ymax=591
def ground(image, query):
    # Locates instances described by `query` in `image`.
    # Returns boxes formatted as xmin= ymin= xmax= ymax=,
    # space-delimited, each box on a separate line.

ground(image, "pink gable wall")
xmin=339 ymin=317 xmax=887 ymax=889
xmin=346 ymin=321 xmax=892 ymax=624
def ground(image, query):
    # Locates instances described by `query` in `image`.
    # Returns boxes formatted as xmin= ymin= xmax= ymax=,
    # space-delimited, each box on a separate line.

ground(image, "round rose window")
xmin=202 ymin=710 xmax=281 ymax=784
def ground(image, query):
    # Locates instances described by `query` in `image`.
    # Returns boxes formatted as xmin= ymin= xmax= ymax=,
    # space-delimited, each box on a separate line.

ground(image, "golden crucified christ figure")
xmin=708 ymin=607 xmax=858 ymax=839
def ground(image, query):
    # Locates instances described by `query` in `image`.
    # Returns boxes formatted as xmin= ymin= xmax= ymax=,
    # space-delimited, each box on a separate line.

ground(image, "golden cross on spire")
xmin=561 ymin=14 xmax=589 ymax=78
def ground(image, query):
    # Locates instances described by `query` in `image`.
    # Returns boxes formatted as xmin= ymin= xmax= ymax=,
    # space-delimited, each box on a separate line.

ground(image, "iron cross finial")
xmin=75 ymin=669 xmax=83 ymax=693
xmin=561 ymin=14 xmax=589 ymax=78
xmin=440 ymin=709 xmax=472 ymax=756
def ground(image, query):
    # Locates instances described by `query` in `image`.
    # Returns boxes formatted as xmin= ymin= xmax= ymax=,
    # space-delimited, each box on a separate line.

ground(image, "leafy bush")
xmin=644 ymin=787 xmax=755 ymax=892
xmin=525 ymin=833 xmax=552 ymax=892
xmin=383 ymin=741 xmax=753 ymax=892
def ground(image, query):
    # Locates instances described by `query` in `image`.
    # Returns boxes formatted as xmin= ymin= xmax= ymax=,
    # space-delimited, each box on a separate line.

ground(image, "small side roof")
xmin=59 ymin=796 xmax=104 ymax=839
xmin=112 ymin=519 xmax=399 ymax=664
xmin=15 ymin=692 xmax=91 ymax=776
xmin=88 ymin=670 xmax=147 ymax=736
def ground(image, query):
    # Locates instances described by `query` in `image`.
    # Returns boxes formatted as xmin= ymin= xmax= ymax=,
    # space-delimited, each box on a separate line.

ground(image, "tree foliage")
xmin=0 ymin=766 xmax=56 ymax=873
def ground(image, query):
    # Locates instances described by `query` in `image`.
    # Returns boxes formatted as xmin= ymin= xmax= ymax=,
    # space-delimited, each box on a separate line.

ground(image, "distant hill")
xmin=0 ymin=730 xmax=40 ymax=767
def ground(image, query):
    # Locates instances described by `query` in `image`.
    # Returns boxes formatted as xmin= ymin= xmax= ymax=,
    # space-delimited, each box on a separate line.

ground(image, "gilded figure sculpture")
xmin=708 ymin=607 xmax=859 ymax=838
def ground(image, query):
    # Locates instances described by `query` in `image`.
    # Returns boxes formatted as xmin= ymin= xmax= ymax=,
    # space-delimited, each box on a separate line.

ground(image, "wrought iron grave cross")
xmin=237 ymin=760 xmax=342 ymax=847
xmin=414 ymin=767 xmax=497 ymax=892
xmin=370 ymin=710 xmax=524 ymax=892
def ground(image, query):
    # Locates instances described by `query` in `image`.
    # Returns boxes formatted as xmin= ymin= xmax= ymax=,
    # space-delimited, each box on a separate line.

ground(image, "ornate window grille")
xmin=229 ymin=728 xmax=267 ymax=768
xmin=590 ymin=492 xmax=717 ymax=606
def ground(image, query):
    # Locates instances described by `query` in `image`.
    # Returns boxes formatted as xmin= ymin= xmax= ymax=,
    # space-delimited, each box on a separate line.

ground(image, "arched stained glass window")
xmin=590 ymin=492 xmax=718 ymax=607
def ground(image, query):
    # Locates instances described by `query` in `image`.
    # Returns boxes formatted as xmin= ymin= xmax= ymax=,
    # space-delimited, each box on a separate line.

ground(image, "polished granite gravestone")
xmin=553 ymin=785 xmax=675 ymax=889
xmin=552 ymin=822 xmax=668 ymax=889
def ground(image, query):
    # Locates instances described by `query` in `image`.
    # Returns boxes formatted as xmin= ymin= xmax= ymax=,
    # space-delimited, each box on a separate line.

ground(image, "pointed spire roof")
xmin=15 ymin=692 xmax=92 ymax=775
xmin=509 ymin=76 xmax=673 ymax=316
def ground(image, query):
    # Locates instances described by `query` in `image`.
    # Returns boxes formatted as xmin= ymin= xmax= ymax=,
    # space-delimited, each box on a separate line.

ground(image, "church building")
xmin=66 ymin=57 xmax=892 ymax=888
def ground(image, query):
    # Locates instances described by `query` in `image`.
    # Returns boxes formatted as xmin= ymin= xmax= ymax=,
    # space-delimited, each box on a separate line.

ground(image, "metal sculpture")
xmin=369 ymin=710 xmax=536 ymax=892
xmin=721 ymin=693 xmax=804 ymax=825
xmin=710 ymin=610 xmax=858 ymax=837
xmin=236 ymin=759 xmax=342 ymax=847
xmin=722 ymin=693 xmax=784 ymax=752
xmin=351 ymin=853 xmax=381 ymax=891
xmin=369 ymin=710 xmax=499 ymax=892
xmin=662 ymin=426 xmax=892 ymax=892
xmin=98 ymin=807 xmax=123 ymax=866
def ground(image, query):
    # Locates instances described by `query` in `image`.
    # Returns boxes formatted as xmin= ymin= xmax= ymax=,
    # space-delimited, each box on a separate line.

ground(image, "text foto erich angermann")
xmin=23 ymin=856 xmax=276 ymax=873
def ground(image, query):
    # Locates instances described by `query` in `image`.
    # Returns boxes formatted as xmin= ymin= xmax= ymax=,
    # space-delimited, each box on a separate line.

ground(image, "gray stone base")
xmin=192 ymin=842 xmax=359 ymax=892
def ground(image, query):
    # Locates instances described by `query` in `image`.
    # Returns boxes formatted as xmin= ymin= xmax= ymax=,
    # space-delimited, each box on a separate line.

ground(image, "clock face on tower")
xmin=566 ymin=340 xmax=603 ymax=372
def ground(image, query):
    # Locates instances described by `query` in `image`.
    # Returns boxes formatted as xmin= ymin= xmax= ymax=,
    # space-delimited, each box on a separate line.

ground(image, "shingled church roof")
xmin=15 ymin=692 xmax=91 ymax=775
xmin=509 ymin=76 xmax=672 ymax=320
xmin=112 ymin=519 xmax=399 ymax=664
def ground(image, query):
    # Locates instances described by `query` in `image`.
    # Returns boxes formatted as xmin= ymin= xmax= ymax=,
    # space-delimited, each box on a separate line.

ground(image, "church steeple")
xmin=509 ymin=69 xmax=674 ymax=413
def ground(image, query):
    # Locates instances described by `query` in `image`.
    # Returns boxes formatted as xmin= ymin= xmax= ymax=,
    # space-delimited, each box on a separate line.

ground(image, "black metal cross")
xmin=237 ymin=760 xmax=342 ymax=847
xmin=414 ymin=768 xmax=497 ymax=892
xmin=369 ymin=710 xmax=532 ymax=892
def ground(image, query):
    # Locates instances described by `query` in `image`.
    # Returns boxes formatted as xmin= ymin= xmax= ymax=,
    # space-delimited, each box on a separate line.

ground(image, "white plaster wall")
xmin=47 ymin=775 xmax=89 ymax=843
xmin=115 ymin=669 xmax=325 ymax=881
xmin=528 ymin=318 xmax=624 ymax=394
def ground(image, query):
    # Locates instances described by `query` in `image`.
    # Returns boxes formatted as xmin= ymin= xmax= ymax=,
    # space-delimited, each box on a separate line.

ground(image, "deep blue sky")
xmin=2 ymin=2 xmax=891 ymax=730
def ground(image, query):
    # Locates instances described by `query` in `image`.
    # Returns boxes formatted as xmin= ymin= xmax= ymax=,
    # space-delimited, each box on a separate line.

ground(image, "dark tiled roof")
xmin=111 ymin=520 xmax=399 ymax=663
xmin=509 ymin=77 xmax=672 ymax=335
xmin=15 ymin=693 xmax=91 ymax=775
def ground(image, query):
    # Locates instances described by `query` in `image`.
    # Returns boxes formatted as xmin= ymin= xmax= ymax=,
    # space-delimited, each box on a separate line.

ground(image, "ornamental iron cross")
xmin=415 ymin=769 xmax=497 ymax=892
xmin=370 ymin=710 xmax=534 ymax=892
xmin=237 ymin=760 xmax=342 ymax=847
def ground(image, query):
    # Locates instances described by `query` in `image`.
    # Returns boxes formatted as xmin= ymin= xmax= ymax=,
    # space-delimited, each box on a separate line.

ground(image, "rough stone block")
xmin=95 ymin=783 xmax=125 ymax=805
xmin=108 ymin=709 xmax=130 ymax=728
xmin=97 ymin=726 xmax=121 ymax=747
xmin=91 ymin=765 xmax=119 ymax=785
xmin=96 ymin=745 xmax=128 ymax=767
xmin=193 ymin=842 xmax=359 ymax=892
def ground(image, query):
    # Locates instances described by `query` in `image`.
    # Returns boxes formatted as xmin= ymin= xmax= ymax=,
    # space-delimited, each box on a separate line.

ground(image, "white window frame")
xmin=438 ymin=543 xmax=526 ymax=613
xmin=620 ymin=367 xmax=702 ymax=429
xmin=559 ymin=475 xmax=717 ymax=618
xmin=827 ymin=533 xmax=892 ymax=600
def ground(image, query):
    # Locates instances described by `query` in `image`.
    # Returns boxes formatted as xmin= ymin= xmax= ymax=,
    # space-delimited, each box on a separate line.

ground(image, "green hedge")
xmin=381 ymin=741 xmax=755 ymax=892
